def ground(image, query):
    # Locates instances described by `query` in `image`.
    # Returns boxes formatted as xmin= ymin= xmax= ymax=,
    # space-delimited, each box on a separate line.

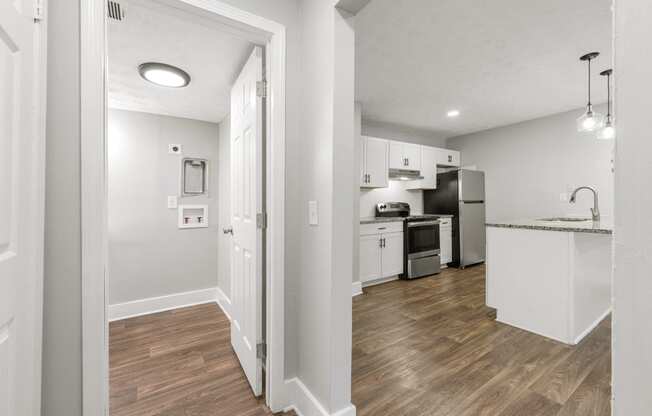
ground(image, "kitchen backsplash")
xmin=360 ymin=180 xmax=423 ymax=218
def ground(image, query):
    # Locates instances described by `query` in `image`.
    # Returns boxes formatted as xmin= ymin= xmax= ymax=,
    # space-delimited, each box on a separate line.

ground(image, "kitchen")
xmin=352 ymin=0 xmax=614 ymax=414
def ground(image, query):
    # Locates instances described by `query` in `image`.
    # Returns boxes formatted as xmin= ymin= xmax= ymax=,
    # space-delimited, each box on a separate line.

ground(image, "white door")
xmin=0 ymin=2 xmax=44 ymax=415
xmin=230 ymin=46 xmax=264 ymax=396
xmin=381 ymin=232 xmax=404 ymax=277
xmin=365 ymin=137 xmax=388 ymax=188
xmin=359 ymin=234 xmax=382 ymax=283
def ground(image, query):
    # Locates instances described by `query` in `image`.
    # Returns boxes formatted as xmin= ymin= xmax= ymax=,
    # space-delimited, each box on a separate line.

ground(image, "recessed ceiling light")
xmin=447 ymin=110 xmax=460 ymax=118
xmin=138 ymin=62 xmax=191 ymax=88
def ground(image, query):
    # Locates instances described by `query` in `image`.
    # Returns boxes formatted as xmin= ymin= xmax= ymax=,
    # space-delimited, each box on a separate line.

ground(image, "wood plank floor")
xmin=352 ymin=264 xmax=611 ymax=416
xmin=109 ymin=303 xmax=295 ymax=416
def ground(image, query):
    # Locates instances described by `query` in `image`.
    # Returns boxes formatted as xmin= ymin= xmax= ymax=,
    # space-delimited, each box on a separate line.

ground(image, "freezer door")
xmin=459 ymin=201 xmax=486 ymax=267
xmin=459 ymin=170 xmax=485 ymax=202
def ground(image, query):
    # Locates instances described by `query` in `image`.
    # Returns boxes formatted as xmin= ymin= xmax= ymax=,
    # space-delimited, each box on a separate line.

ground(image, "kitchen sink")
xmin=539 ymin=217 xmax=593 ymax=222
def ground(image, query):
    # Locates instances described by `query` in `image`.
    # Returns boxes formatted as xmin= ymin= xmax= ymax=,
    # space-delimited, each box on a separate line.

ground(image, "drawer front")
xmin=360 ymin=221 xmax=404 ymax=236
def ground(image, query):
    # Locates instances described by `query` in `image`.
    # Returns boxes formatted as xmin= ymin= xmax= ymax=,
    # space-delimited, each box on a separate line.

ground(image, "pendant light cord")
xmin=587 ymin=58 xmax=592 ymax=106
xmin=607 ymin=73 xmax=611 ymax=119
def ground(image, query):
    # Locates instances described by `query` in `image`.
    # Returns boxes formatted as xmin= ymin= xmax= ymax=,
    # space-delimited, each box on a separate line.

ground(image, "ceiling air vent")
xmin=107 ymin=1 xmax=125 ymax=21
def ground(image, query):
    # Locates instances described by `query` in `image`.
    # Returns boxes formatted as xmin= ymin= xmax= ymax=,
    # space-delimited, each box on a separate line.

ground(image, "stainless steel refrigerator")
xmin=424 ymin=169 xmax=485 ymax=268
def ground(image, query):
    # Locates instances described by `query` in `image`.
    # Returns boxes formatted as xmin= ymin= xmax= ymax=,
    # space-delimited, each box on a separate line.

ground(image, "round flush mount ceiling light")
xmin=447 ymin=109 xmax=460 ymax=118
xmin=138 ymin=62 xmax=191 ymax=88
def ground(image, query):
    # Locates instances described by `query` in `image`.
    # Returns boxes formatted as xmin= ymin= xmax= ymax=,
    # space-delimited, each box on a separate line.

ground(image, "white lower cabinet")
xmin=439 ymin=218 xmax=453 ymax=265
xmin=359 ymin=222 xmax=404 ymax=284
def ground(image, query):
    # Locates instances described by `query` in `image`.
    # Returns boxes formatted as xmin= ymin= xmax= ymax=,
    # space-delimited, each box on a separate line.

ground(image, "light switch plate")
xmin=168 ymin=144 xmax=182 ymax=154
xmin=308 ymin=200 xmax=318 ymax=225
xmin=168 ymin=195 xmax=178 ymax=209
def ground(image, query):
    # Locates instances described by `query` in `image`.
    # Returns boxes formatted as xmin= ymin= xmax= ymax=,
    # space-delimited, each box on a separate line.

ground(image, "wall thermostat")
xmin=168 ymin=144 xmax=182 ymax=154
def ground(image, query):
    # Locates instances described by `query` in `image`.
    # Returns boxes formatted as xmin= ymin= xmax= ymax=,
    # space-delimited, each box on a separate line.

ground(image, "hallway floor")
xmin=109 ymin=303 xmax=293 ymax=416
xmin=352 ymin=265 xmax=611 ymax=416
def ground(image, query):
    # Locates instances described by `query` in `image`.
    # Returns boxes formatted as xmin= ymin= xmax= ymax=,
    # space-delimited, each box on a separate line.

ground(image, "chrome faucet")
xmin=569 ymin=186 xmax=600 ymax=222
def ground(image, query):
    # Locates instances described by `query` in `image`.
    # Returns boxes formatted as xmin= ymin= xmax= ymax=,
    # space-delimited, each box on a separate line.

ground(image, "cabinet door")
xmin=365 ymin=137 xmax=389 ymax=188
xmin=403 ymin=143 xmax=421 ymax=170
xmin=440 ymin=226 xmax=453 ymax=264
xmin=407 ymin=145 xmax=436 ymax=190
xmin=359 ymin=234 xmax=382 ymax=283
xmin=388 ymin=141 xmax=405 ymax=169
xmin=436 ymin=148 xmax=461 ymax=167
xmin=381 ymin=232 xmax=404 ymax=277
xmin=359 ymin=136 xmax=367 ymax=187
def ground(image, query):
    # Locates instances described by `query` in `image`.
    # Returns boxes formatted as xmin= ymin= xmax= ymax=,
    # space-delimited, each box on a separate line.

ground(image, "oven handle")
xmin=407 ymin=220 xmax=440 ymax=228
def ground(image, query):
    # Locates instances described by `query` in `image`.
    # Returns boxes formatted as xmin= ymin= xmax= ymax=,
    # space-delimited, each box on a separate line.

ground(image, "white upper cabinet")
xmin=436 ymin=148 xmax=461 ymax=167
xmin=389 ymin=141 xmax=421 ymax=170
xmin=407 ymin=145 xmax=437 ymax=190
xmin=360 ymin=136 xmax=389 ymax=188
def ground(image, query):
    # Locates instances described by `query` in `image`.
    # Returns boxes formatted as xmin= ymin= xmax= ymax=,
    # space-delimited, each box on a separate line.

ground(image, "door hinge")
xmin=34 ymin=0 xmax=44 ymax=21
xmin=256 ymin=81 xmax=267 ymax=98
xmin=256 ymin=342 xmax=267 ymax=360
xmin=256 ymin=212 xmax=267 ymax=229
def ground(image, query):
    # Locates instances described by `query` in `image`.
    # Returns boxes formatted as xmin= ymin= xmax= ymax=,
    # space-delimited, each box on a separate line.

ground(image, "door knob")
xmin=223 ymin=227 xmax=233 ymax=235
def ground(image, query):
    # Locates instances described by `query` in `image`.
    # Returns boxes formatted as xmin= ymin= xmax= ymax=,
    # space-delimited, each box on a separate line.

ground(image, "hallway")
xmin=352 ymin=265 xmax=611 ymax=416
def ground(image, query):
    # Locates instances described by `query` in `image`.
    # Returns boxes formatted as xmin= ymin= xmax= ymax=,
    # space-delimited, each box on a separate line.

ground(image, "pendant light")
xmin=576 ymin=52 xmax=604 ymax=132
xmin=597 ymin=69 xmax=615 ymax=140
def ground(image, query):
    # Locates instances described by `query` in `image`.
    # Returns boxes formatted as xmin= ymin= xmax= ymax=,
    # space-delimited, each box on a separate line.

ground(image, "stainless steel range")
xmin=376 ymin=202 xmax=441 ymax=279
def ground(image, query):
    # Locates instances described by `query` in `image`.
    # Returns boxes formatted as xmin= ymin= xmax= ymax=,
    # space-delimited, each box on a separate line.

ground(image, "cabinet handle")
xmin=448 ymin=155 xmax=452 ymax=162
xmin=368 ymin=173 xmax=371 ymax=183
xmin=379 ymin=237 xmax=383 ymax=248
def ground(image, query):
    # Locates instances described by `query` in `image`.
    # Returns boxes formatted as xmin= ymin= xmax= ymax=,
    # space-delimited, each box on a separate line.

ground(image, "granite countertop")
xmin=360 ymin=217 xmax=405 ymax=224
xmin=486 ymin=218 xmax=613 ymax=235
xmin=428 ymin=214 xmax=454 ymax=218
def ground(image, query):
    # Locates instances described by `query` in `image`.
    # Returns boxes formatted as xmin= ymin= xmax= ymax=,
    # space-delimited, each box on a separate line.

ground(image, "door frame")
xmin=80 ymin=0 xmax=287 ymax=413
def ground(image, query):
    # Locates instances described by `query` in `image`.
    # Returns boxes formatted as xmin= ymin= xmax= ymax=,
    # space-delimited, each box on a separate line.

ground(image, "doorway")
xmin=80 ymin=0 xmax=287 ymax=413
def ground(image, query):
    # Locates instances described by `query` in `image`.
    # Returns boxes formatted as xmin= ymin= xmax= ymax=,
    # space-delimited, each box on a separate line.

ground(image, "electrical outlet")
xmin=560 ymin=193 xmax=568 ymax=202
xmin=168 ymin=144 xmax=182 ymax=154
xmin=167 ymin=196 xmax=178 ymax=209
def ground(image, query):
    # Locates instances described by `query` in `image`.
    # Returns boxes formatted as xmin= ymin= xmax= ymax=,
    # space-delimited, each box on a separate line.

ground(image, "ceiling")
xmin=108 ymin=0 xmax=253 ymax=123
xmin=355 ymin=0 xmax=613 ymax=138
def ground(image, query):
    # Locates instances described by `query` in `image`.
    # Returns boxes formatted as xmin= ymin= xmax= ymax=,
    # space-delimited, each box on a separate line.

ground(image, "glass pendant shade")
xmin=576 ymin=106 xmax=604 ymax=132
xmin=597 ymin=119 xmax=616 ymax=140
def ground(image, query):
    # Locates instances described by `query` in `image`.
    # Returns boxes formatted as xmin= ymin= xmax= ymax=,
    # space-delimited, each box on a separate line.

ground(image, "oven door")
xmin=407 ymin=220 xmax=440 ymax=257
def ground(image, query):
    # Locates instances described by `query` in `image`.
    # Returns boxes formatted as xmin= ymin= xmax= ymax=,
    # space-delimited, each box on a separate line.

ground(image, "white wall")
xmin=613 ymin=0 xmax=652 ymax=413
xmin=217 ymin=116 xmax=231 ymax=299
xmin=107 ymin=109 xmax=219 ymax=305
xmin=362 ymin=118 xmax=448 ymax=147
xmin=447 ymin=105 xmax=614 ymax=222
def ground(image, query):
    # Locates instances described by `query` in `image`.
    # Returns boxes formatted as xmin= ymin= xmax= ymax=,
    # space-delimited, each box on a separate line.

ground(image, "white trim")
xmin=352 ymin=281 xmax=363 ymax=297
xmin=108 ymin=288 xmax=218 ymax=322
xmin=361 ymin=275 xmax=399 ymax=288
xmin=80 ymin=0 xmax=108 ymax=414
xmin=81 ymin=0 xmax=287 ymax=414
xmin=574 ymin=308 xmax=612 ymax=345
xmin=285 ymin=378 xmax=357 ymax=416
xmin=215 ymin=286 xmax=232 ymax=322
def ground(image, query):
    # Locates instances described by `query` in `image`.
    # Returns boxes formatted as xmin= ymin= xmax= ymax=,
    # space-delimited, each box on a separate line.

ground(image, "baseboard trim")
xmin=215 ymin=286 xmax=233 ymax=321
xmin=352 ymin=281 xmax=363 ymax=297
xmin=574 ymin=307 xmax=612 ymax=345
xmin=108 ymin=287 xmax=218 ymax=322
xmin=284 ymin=378 xmax=356 ymax=416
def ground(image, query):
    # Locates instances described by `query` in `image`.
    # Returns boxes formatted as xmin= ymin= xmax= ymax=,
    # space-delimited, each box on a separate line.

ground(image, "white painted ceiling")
xmin=356 ymin=0 xmax=613 ymax=137
xmin=108 ymin=0 xmax=253 ymax=123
